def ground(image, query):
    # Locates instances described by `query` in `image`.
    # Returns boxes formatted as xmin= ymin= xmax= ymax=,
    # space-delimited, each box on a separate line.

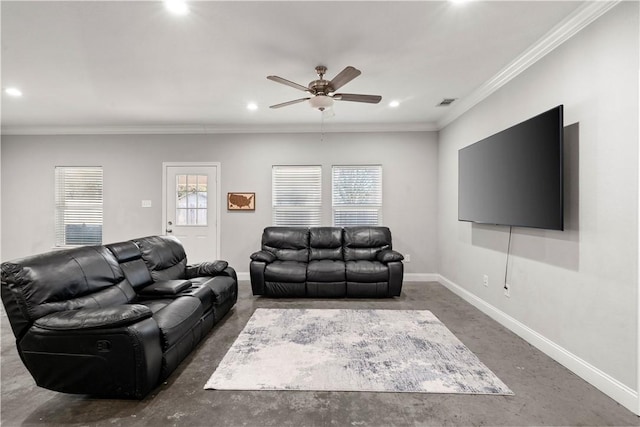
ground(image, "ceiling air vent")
xmin=437 ymin=98 xmax=457 ymax=107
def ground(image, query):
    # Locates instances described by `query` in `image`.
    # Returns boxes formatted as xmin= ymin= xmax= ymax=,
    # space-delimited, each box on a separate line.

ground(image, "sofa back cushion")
xmin=134 ymin=236 xmax=187 ymax=281
xmin=343 ymin=227 xmax=392 ymax=261
xmin=106 ymin=240 xmax=153 ymax=289
xmin=262 ymin=227 xmax=309 ymax=262
xmin=1 ymin=246 xmax=134 ymax=324
xmin=309 ymin=227 xmax=343 ymax=261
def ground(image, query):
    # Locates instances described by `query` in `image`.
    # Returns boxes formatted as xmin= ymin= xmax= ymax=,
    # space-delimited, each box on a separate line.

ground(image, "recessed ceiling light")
xmin=389 ymin=100 xmax=400 ymax=108
xmin=164 ymin=0 xmax=189 ymax=15
xmin=247 ymin=102 xmax=258 ymax=111
xmin=5 ymin=87 xmax=23 ymax=97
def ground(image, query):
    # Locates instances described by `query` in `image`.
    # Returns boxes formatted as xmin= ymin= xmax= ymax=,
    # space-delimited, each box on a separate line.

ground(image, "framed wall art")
xmin=227 ymin=192 xmax=255 ymax=211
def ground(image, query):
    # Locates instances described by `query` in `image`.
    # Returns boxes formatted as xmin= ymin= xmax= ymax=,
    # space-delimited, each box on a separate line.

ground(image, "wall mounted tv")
xmin=458 ymin=105 xmax=564 ymax=231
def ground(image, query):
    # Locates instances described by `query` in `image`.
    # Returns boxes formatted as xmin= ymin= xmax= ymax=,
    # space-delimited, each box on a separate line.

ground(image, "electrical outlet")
xmin=405 ymin=254 xmax=411 ymax=263
xmin=504 ymin=283 xmax=511 ymax=298
xmin=483 ymin=274 xmax=489 ymax=287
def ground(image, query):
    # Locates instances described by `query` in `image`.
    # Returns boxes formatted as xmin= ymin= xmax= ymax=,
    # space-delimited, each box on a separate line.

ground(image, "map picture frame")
xmin=227 ymin=192 xmax=255 ymax=211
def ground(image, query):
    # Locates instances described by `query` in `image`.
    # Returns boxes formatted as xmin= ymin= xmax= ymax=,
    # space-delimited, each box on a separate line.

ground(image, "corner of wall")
xmin=438 ymin=274 xmax=640 ymax=415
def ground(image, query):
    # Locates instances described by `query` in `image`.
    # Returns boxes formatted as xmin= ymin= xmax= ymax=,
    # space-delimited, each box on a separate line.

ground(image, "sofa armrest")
xmin=250 ymin=250 xmax=276 ymax=263
xmin=250 ymin=261 xmax=267 ymax=295
xmin=34 ymin=305 xmax=152 ymax=331
xmin=222 ymin=266 xmax=238 ymax=283
xmin=138 ymin=280 xmax=192 ymax=296
xmin=387 ymin=261 xmax=404 ymax=297
xmin=185 ymin=261 xmax=229 ymax=278
xmin=24 ymin=313 xmax=162 ymax=398
xmin=377 ymin=249 xmax=404 ymax=263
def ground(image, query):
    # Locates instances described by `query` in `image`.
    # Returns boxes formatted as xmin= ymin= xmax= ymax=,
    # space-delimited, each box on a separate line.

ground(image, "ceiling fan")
xmin=267 ymin=65 xmax=382 ymax=111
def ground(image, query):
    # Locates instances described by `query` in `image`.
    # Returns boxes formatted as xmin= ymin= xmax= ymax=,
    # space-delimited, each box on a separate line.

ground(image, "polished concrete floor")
xmin=1 ymin=282 xmax=638 ymax=426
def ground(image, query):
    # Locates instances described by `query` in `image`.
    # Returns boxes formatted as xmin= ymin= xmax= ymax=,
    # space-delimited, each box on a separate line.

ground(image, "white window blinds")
xmin=332 ymin=165 xmax=382 ymax=226
xmin=55 ymin=166 xmax=103 ymax=246
xmin=272 ymin=165 xmax=322 ymax=226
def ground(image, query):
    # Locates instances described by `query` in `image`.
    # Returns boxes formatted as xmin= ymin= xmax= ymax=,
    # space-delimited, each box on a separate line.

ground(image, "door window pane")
xmin=176 ymin=174 xmax=207 ymax=225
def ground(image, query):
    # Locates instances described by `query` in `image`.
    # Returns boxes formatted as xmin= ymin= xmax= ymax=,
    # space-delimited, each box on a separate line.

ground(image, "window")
xmin=272 ymin=165 xmax=322 ymax=226
xmin=332 ymin=165 xmax=382 ymax=226
xmin=55 ymin=166 xmax=103 ymax=246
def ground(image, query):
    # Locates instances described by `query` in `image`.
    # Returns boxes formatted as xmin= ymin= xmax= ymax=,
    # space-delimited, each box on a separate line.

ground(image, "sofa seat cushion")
xmin=144 ymin=297 xmax=203 ymax=350
xmin=345 ymin=260 xmax=388 ymax=283
xmin=307 ymin=260 xmax=345 ymax=282
xmin=139 ymin=299 xmax=173 ymax=314
xmin=265 ymin=261 xmax=307 ymax=283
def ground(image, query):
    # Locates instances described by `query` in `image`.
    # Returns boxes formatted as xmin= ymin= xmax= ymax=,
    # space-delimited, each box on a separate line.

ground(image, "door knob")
xmin=166 ymin=229 xmax=173 ymax=233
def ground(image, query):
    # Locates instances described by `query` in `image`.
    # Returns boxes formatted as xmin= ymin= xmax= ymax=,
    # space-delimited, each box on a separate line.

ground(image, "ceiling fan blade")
xmin=267 ymin=75 xmax=310 ymax=93
xmin=269 ymin=98 xmax=310 ymax=109
xmin=333 ymin=93 xmax=382 ymax=104
xmin=328 ymin=66 xmax=361 ymax=91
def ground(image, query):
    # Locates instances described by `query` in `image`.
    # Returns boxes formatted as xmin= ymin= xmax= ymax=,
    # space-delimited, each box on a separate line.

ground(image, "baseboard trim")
xmin=236 ymin=272 xmax=437 ymax=283
xmin=437 ymin=274 xmax=639 ymax=416
xmin=404 ymin=273 xmax=439 ymax=282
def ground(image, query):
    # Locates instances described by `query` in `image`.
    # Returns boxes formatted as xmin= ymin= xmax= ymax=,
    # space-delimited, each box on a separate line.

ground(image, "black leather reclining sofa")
xmin=250 ymin=226 xmax=404 ymax=298
xmin=0 ymin=235 xmax=237 ymax=399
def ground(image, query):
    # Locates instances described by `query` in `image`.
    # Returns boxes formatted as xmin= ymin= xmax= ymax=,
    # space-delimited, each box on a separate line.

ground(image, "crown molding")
xmin=0 ymin=121 xmax=439 ymax=136
xmin=1 ymin=2 xmax=617 ymax=137
xmin=437 ymin=0 xmax=620 ymax=130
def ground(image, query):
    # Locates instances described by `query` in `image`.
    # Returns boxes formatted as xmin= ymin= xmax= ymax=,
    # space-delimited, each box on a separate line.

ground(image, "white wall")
xmin=1 ymin=131 xmax=438 ymax=276
xmin=437 ymin=1 xmax=638 ymax=409
xmin=0 ymin=137 xmax=2 ymax=263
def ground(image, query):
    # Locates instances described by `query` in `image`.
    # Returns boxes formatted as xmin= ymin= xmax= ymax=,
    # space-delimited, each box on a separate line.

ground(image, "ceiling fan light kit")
xmin=267 ymin=65 xmax=382 ymax=112
xmin=308 ymin=95 xmax=334 ymax=111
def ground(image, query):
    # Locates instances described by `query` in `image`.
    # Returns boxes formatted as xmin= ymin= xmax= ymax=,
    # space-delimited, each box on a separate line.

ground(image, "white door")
xmin=163 ymin=163 xmax=220 ymax=264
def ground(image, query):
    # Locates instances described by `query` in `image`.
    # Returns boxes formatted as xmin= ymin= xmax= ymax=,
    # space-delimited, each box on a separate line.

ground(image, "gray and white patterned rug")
xmin=205 ymin=308 xmax=513 ymax=395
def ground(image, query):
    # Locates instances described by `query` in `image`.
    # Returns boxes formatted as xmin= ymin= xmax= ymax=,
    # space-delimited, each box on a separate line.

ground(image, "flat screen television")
xmin=458 ymin=105 xmax=564 ymax=230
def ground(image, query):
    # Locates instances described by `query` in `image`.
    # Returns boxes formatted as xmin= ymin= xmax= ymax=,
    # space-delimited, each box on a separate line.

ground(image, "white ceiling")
xmin=0 ymin=1 xmax=607 ymax=134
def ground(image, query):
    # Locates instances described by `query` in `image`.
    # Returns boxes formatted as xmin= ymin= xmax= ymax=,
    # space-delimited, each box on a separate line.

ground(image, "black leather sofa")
xmin=0 ymin=235 xmax=237 ymax=399
xmin=250 ymin=226 xmax=404 ymax=298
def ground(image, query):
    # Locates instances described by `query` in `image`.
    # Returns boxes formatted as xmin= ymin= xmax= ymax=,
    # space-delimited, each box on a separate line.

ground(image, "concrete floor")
xmin=1 ymin=281 xmax=638 ymax=426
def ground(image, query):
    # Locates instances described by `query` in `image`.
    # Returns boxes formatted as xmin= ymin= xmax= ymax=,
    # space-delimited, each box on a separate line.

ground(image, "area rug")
xmin=205 ymin=308 xmax=513 ymax=395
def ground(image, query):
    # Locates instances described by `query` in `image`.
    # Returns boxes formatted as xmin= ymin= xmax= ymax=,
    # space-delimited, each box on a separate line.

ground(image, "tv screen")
xmin=458 ymin=105 xmax=564 ymax=230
